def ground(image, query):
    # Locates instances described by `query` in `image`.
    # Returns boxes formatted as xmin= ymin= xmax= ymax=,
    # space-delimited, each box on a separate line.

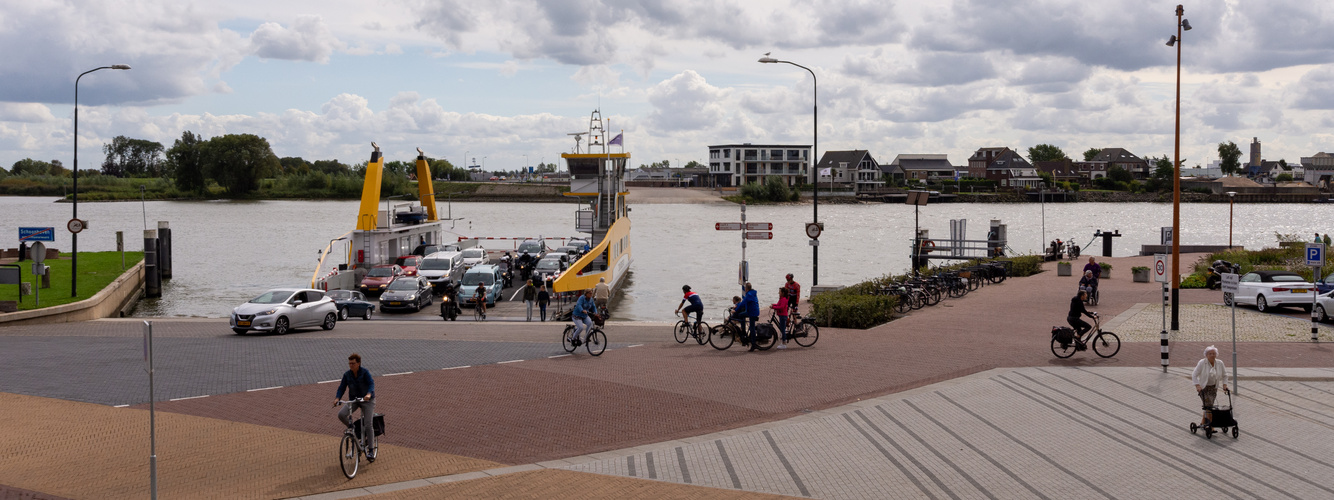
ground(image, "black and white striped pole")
xmin=1156 ymin=254 xmax=1169 ymax=373
xmin=1222 ymin=272 xmax=1239 ymax=395
xmin=1307 ymin=242 xmax=1323 ymax=343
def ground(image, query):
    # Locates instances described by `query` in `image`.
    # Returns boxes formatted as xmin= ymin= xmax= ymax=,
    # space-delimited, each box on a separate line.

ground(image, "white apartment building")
xmin=707 ymin=143 xmax=811 ymax=187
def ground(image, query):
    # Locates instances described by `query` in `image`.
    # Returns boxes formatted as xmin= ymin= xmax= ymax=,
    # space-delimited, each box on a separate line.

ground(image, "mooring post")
xmin=144 ymin=229 xmax=160 ymax=298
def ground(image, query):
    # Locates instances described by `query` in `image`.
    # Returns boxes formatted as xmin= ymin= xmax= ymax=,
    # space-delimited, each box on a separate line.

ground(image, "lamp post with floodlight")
xmin=759 ymin=55 xmax=819 ymax=285
xmin=1166 ymin=6 xmax=1191 ymax=330
xmin=73 ymin=64 xmax=131 ymax=297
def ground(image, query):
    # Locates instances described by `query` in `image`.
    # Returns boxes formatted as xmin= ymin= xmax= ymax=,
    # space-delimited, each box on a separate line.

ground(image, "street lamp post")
xmin=760 ymin=55 xmax=819 ymax=286
xmin=1227 ymin=191 xmax=1237 ymax=247
xmin=1167 ymin=5 xmax=1191 ymax=330
xmin=73 ymin=64 xmax=131 ymax=297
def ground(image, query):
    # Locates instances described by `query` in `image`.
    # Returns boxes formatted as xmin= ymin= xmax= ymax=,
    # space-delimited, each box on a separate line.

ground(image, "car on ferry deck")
xmin=554 ymin=245 xmax=583 ymax=259
xmin=379 ymin=276 xmax=434 ymax=313
xmin=327 ymin=289 xmax=376 ymax=320
xmin=231 ymin=288 xmax=338 ymax=335
xmin=418 ymin=251 xmax=465 ymax=292
xmin=532 ymin=255 xmax=567 ymax=285
xmin=458 ymin=264 xmax=503 ymax=307
xmin=516 ymin=239 xmax=548 ymax=261
xmin=460 ymin=248 xmax=488 ymax=270
xmin=358 ymin=265 xmax=402 ymax=296
xmin=411 ymin=244 xmax=446 ymax=257
xmin=395 ymin=255 xmax=423 ymax=276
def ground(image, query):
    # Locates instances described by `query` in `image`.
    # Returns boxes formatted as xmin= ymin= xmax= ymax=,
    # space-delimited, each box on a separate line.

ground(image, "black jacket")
xmin=1069 ymin=295 xmax=1093 ymax=319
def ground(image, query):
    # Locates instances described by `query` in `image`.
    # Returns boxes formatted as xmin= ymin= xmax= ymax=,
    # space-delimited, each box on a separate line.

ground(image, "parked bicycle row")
xmin=872 ymin=260 xmax=1011 ymax=315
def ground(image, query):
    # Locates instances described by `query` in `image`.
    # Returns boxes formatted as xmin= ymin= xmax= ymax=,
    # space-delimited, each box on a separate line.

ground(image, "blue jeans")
xmin=572 ymin=316 xmax=594 ymax=341
xmin=776 ymin=315 xmax=788 ymax=340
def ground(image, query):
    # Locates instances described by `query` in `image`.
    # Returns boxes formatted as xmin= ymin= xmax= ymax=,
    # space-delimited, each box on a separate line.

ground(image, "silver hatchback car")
xmin=231 ymin=288 xmax=339 ymax=335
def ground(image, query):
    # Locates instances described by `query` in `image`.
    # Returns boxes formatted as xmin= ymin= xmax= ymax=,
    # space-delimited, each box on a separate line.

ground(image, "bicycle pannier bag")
xmin=1052 ymin=326 xmax=1074 ymax=346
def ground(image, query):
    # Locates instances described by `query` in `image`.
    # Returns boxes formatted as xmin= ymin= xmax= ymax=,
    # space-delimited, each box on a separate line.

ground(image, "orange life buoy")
xmin=920 ymin=240 xmax=936 ymax=253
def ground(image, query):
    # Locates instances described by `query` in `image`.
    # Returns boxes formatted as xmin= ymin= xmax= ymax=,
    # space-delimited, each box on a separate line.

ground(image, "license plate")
xmin=237 ymin=320 xmax=251 ymax=327
xmin=390 ymin=301 xmax=402 ymax=306
xmin=369 ymin=287 xmax=379 ymax=291
xmin=1292 ymin=289 xmax=1308 ymax=293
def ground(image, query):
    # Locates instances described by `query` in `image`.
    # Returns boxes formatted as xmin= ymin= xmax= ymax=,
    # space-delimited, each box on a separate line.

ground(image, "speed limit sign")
xmin=1154 ymin=254 xmax=1167 ymax=283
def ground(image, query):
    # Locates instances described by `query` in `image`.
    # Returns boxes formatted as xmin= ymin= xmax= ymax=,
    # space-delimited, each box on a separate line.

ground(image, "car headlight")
xmin=260 ymin=309 xmax=278 ymax=316
xmin=406 ymin=294 xmax=416 ymax=301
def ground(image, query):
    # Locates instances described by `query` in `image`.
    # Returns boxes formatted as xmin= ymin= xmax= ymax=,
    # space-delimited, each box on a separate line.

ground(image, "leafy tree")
xmin=1279 ymin=159 xmax=1290 ymax=170
xmin=166 ymin=131 xmax=207 ymax=193
xmin=311 ymin=159 xmax=351 ymax=176
xmin=1036 ymin=171 xmax=1054 ymax=187
xmin=1218 ymin=141 xmax=1243 ymax=176
xmin=1107 ymin=165 xmax=1134 ymax=183
xmin=10 ymin=158 xmax=51 ymax=176
xmin=638 ymin=160 xmax=671 ymax=169
xmin=279 ymin=157 xmax=311 ymax=175
xmin=1083 ymin=148 xmax=1103 ymax=161
xmin=427 ymin=159 xmax=469 ymax=181
xmin=1027 ymin=144 xmax=1068 ymax=163
xmin=202 ymin=134 xmax=279 ymax=196
xmin=684 ymin=160 xmax=704 ymax=169
xmin=1275 ymin=173 xmax=1294 ymax=182
xmin=101 ymin=135 xmax=166 ymax=177
xmin=534 ymin=162 xmax=557 ymax=173
xmin=1151 ymin=156 xmax=1174 ymax=179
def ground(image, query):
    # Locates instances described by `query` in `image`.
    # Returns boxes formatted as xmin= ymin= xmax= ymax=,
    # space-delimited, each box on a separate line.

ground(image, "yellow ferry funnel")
xmin=415 ymin=148 xmax=439 ymax=221
xmin=356 ymin=143 xmax=384 ymax=230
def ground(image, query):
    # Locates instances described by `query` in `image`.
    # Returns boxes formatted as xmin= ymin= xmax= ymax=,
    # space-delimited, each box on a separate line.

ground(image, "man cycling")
xmin=676 ymin=285 xmax=704 ymax=325
xmin=333 ymin=353 xmax=376 ymax=461
xmin=474 ymin=281 xmax=488 ymax=318
xmin=1068 ymin=290 xmax=1097 ymax=345
xmin=569 ymin=289 xmax=596 ymax=344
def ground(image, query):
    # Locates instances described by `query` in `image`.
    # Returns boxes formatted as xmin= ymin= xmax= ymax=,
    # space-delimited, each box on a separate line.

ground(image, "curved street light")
xmin=759 ymin=55 xmax=819 ymax=286
xmin=1167 ymin=5 xmax=1191 ymax=330
xmin=73 ymin=64 xmax=131 ymax=297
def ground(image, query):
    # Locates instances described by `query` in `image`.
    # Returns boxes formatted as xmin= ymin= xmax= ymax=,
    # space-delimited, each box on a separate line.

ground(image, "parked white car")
xmin=1224 ymin=270 xmax=1315 ymax=312
xmin=460 ymin=248 xmax=488 ymax=270
xmin=231 ymin=288 xmax=339 ymax=335
xmin=1314 ymin=290 xmax=1334 ymax=322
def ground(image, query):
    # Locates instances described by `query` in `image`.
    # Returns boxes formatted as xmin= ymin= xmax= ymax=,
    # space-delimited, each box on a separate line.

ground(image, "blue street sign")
xmin=1306 ymin=243 xmax=1324 ymax=267
xmin=19 ymin=227 xmax=55 ymax=242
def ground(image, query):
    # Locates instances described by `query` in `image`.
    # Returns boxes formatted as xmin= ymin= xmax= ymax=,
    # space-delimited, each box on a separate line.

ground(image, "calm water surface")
xmin=3 ymin=196 xmax=1330 ymax=321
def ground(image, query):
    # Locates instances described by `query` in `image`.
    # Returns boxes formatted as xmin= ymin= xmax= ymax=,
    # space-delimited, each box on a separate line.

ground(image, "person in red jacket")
xmin=771 ymin=286 xmax=790 ymax=349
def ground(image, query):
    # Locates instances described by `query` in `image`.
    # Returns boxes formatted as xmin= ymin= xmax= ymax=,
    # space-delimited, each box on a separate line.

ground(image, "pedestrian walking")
xmin=1192 ymin=346 xmax=1230 ymax=427
xmin=1316 ymin=233 xmax=1323 ymax=243
xmin=1324 ymin=234 xmax=1331 ymax=247
xmin=1082 ymin=256 xmax=1100 ymax=277
xmin=522 ymin=280 xmax=537 ymax=321
xmin=771 ymin=287 xmax=790 ymax=349
xmin=593 ymin=277 xmax=610 ymax=315
xmin=784 ymin=273 xmax=801 ymax=314
xmin=537 ymin=286 xmax=550 ymax=321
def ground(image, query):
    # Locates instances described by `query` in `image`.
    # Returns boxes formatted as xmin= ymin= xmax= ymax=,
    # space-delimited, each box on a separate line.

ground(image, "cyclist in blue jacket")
xmin=333 ymin=353 xmax=376 ymax=460
xmin=741 ymin=283 xmax=761 ymax=350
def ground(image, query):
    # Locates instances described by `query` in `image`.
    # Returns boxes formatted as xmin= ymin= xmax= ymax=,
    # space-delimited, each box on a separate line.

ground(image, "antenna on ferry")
xmin=568 ymin=132 xmax=586 ymax=154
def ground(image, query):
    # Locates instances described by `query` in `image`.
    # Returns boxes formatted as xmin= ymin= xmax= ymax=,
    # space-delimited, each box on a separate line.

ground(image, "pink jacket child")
xmin=771 ymin=293 xmax=790 ymax=344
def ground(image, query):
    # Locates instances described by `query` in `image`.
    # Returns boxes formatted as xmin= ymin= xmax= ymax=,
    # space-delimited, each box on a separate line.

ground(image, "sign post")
xmin=144 ymin=320 xmax=158 ymax=500
xmin=1155 ymin=254 xmax=1168 ymax=372
xmin=1221 ymin=272 xmax=1240 ymax=395
xmin=1307 ymin=243 xmax=1324 ymax=342
xmin=715 ymin=204 xmax=772 ymax=286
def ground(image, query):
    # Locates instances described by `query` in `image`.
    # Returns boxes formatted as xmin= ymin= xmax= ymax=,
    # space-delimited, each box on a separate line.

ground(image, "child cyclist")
xmin=675 ymin=285 xmax=704 ymax=325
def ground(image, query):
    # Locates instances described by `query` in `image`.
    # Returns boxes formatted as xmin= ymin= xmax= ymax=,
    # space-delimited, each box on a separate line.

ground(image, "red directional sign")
xmin=745 ymin=222 xmax=772 ymax=230
xmin=715 ymin=222 xmax=743 ymax=231
xmin=744 ymin=231 xmax=773 ymax=240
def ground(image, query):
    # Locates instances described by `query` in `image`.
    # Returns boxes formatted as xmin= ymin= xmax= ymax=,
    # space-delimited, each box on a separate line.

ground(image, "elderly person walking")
xmin=1192 ymin=345 xmax=1230 ymax=426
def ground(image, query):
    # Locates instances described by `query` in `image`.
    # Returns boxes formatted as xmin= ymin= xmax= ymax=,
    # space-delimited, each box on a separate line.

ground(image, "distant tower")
xmin=1250 ymin=137 xmax=1262 ymax=168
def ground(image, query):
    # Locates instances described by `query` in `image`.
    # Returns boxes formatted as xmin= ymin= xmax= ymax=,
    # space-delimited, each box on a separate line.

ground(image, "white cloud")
xmin=0 ymin=104 xmax=57 ymax=123
xmin=249 ymin=16 xmax=345 ymax=63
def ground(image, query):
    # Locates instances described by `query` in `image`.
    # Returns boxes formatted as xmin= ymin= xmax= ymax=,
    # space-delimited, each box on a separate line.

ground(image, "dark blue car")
xmin=327 ymin=289 xmax=376 ymax=320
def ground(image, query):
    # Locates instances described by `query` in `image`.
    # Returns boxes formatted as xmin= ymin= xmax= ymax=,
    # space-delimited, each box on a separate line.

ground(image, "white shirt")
xmin=1192 ymin=358 xmax=1228 ymax=388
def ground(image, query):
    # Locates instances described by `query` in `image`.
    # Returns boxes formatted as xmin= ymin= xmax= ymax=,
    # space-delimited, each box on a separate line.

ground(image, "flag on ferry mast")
xmin=608 ymin=133 xmax=623 ymax=146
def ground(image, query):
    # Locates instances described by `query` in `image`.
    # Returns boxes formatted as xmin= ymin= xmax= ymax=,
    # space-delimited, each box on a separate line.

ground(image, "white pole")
xmin=145 ymin=320 xmax=157 ymax=500
xmin=1232 ymin=292 xmax=1238 ymax=395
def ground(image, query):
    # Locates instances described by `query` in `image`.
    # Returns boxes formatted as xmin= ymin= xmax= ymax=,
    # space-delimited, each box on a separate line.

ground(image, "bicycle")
xmin=1051 ymin=313 xmax=1120 ymax=359
xmin=473 ymin=297 xmax=486 ymax=321
xmin=335 ymin=397 xmax=380 ymax=479
xmin=708 ymin=307 xmax=775 ymax=351
xmin=786 ymin=311 xmax=820 ymax=347
xmin=674 ymin=314 xmax=709 ymax=345
xmin=562 ymin=315 xmax=608 ymax=356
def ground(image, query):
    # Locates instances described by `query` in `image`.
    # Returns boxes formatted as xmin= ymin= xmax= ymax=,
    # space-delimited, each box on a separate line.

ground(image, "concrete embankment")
xmin=0 ymin=261 xmax=143 ymax=326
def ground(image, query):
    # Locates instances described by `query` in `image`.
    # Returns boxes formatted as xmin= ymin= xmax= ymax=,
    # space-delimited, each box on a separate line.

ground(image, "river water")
xmin=4 ymin=196 xmax=1330 ymax=321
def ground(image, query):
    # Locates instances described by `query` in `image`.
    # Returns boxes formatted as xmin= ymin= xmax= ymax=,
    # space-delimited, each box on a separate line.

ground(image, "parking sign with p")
xmin=1307 ymin=243 xmax=1324 ymax=267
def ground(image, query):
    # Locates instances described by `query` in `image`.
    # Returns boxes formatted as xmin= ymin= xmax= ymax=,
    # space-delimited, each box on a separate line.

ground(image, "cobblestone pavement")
xmin=561 ymin=367 xmax=1334 ymax=500
xmin=1107 ymin=303 xmax=1334 ymax=343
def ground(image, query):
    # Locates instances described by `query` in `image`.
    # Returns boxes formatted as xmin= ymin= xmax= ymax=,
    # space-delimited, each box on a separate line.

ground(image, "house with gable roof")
xmin=815 ymin=150 xmax=885 ymax=193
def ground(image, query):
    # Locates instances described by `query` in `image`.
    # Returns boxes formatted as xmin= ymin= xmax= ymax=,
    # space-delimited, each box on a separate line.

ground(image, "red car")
xmin=359 ymin=265 xmax=402 ymax=295
xmin=395 ymin=255 xmax=423 ymax=276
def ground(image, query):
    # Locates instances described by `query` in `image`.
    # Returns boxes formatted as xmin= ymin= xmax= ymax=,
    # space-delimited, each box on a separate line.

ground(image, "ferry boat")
xmin=549 ymin=109 xmax=632 ymax=294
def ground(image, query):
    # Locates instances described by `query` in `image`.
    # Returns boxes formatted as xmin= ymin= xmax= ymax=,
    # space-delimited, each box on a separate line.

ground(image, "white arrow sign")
xmin=744 ymin=232 xmax=773 ymax=240
xmin=745 ymin=222 xmax=772 ymax=230
xmin=715 ymin=222 xmax=743 ymax=231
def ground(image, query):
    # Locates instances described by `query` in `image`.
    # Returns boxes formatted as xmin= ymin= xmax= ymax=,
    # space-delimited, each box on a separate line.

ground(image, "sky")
xmin=3 ymin=0 xmax=1334 ymax=173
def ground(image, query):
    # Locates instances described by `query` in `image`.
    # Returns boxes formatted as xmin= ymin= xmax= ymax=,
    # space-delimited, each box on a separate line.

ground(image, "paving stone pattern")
xmin=1109 ymin=303 xmax=1333 ymax=342
xmin=568 ymin=367 xmax=1334 ymax=500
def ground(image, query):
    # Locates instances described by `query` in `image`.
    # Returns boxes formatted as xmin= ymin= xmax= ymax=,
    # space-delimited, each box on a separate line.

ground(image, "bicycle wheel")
xmin=693 ymin=321 xmax=710 ymax=345
xmin=1050 ymin=336 xmax=1075 ymax=358
xmin=586 ymin=328 xmax=607 ymax=356
xmin=792 ymin=322 xmax=820 ymax=347
xmin=474 ymin=305 xmax=483 ymax=321
xmin=910 ymin=292 xmax=926 ymax=310
xmin=1093 ymin=332 xmax=1121 ymax=358
xmin=561 ymin=325 xmax=577 ymax=353
xmin=927 ymin=288 xmax=942 ymax=306
xmin=340 ymin=432 xmax=360 ymax=479
xmin=893 ymin=293 xmax=911 ymax=314
xmin=709 ymin=324 xmax=735 ymax=350
xmin=673 ymin=321 xmax=690 ymax=343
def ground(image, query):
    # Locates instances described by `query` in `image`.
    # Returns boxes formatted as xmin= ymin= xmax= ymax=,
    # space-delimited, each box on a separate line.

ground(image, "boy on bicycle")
xmin=333 ymin=353 xmax=376 ymax=460
xmin=675 ymin=285 xmax=704 ymax=325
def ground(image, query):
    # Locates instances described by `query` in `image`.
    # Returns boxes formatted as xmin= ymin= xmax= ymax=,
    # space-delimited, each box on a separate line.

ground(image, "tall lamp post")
xmin=759 ymin=55 xmax=819 ymax=285
xmin=1166 ymin=6 xmax=1191 ymax=330
xmin=1227 ymin=191 xmax=1237 ymax=247
xmin=73 ymin=64 xmax=131 ymax=297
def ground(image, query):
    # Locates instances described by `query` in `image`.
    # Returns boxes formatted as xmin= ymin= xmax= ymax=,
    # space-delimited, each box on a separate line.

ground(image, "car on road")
xmin=358 ymin=265 xmax=402 ymax=295
xmin=532 ymin=255 xmax=567 ymax=285
xmin=379 ymin=276 xmax=434 ymax=313
xmin=418 ymin=251 xmax=465 ymax=292
xmin=1315 ymin=290 xmax=1334 ymax=322
xmin=395 ymin=255 xmax=423 ymax=276
xmin=231 ymin=288 xmax=338 ymax=335
xmin=327 ymin=289 xmax=376 ymax=320
xmin=460 ymin=248 xmax=488 ymax=270
xmin=458 ymin=264 xmax=503 ymax=307
xmin=1224 ymin=270 xmax=1316 ymax=312
xmin=516 ymin=239 xmax=547 ymax=261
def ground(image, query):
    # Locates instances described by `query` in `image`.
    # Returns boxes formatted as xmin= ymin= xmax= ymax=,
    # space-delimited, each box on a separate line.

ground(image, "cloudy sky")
xmin=3 ymin=0 xmax=1333 ymax=173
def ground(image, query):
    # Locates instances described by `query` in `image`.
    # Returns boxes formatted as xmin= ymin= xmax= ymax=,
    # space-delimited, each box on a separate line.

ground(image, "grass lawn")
xmin=0 ymin=251 xmax=144 ymax=310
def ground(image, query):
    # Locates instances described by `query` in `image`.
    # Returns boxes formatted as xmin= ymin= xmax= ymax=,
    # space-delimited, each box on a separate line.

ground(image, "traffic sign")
xmin=715 ymin=222 xmax=743 ymax=231
xmin=19 ymin=227 xmax=55 ymax=242
xmin=29 ymin=242 xmax=45 ymax=264
xmin=1154 ymin=254 xmax=1168 ymax=283
xmin=1306 ymin=243 xmax=1324 ymax=267
xmin=744 ymin=232 xmax=773 ymax=240
xmin=1221 ymin=273 xmax=1239 ymax=294
xmin=745 ymin=222 xmax=772 ymax=230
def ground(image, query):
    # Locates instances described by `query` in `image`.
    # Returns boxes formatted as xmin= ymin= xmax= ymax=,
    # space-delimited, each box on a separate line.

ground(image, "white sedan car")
xmin=1315 ymin=290 xmax=1334 ymax=322
xmin=460 ymin=248 xmax=488 ymax=270
xmin=1224 ymin=271 xmax=1315 ymax=312
xmin=231 ymin=288 xmax=339 ymax=335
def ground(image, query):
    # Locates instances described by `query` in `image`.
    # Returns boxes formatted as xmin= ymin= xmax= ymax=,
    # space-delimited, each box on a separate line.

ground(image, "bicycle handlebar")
xmin=335 ymin=397 xmax=370 ymax=407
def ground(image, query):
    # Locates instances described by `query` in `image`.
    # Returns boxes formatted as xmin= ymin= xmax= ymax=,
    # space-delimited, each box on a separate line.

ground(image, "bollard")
xmin=144 ymin=229 xmax=161 ymax=298
xmin=157 ymin=221 xmax=172 ymax=280
xmin=116 ymin=231 xmax=125 ymax=270
xmin=1160 ymin=283 xmax=1169 ymax=372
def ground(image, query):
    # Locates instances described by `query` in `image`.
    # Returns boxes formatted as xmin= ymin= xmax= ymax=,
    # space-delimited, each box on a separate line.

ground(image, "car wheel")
xmin=322 ymin=313 xmax=337 ymax=330
xmin=1256 ymin=295 xmax=1269 ymax=312
xmin=274 ymin=316 xmax=290 ymax=335
xmin=338 ymin=308 xmax=348 ymax=321
xmin=363 ymin=308 xmax=373 ymax=320
xmin=1223 ymin=292 xmax=1233 ymax=307
xmin=1318 ymin=304 xmax=1328 ymax=323
xmin=232 ymin=328 xmax=248 ymax=335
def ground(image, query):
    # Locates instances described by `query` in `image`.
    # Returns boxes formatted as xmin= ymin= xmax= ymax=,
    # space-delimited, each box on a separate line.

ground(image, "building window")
xmin=724 ymin=149 xmax=730 ymax=158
